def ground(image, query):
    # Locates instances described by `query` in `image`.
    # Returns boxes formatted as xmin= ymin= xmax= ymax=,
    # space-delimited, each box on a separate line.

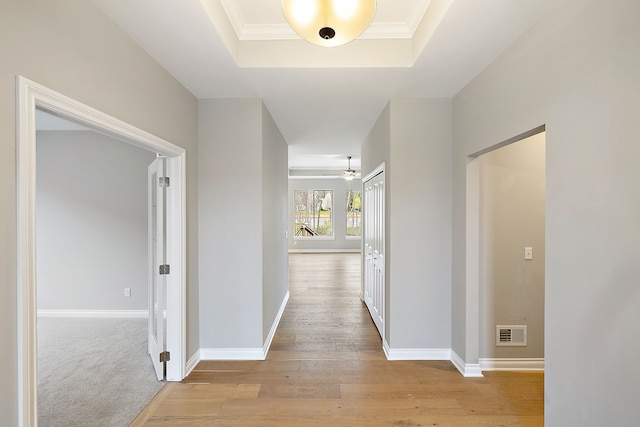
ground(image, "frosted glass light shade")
xmin=282 ymin=0 xmax=376 ymax=47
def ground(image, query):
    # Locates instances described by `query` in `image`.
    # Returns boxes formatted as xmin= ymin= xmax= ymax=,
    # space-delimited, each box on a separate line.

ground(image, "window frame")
xmin=293 ymin=189 xmax=335 ymax=240
xmin=345 ymin=189 xmax=362 ymax=240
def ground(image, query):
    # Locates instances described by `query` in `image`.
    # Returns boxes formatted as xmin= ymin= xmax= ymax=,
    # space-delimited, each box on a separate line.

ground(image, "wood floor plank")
xmin=258 ymin=383 xmax=341 ymax=399
xmin=134 ymin=253 xmax=544 ymax=426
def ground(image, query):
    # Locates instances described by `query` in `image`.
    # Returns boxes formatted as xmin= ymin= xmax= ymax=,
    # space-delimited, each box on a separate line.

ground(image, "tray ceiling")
xmin=201 ymin=0 xmax=445 ymax=67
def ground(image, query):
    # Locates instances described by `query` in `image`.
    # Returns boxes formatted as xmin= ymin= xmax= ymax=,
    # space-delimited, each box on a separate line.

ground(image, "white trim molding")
xmin=184 ymin=292 xmax=290 ymax=375
xmin=288 ymin=249 xmax=361 ymax=253
xmin=384 ymin=345 xmax=451 ymax=361
xmin=479 ymin=358 xmax=545 ymax=372
xmin=185 ymin=349 xmax=201 ymax=377
xmin=383 ymin=338 xmax=390 ymax=359
xmin=382 ymin=344 xmax=485 ymax=378
xmin=361 ymin=162 xmax=385 ymax=183
xmin=37 ymin=310 xmax=147 ymax=318
xmin=451 ymin=350 xmax=484 ymax=377
xmin=16 ymin=76 xmax=188 ymax=425
xmin=263 ymin=291 xmax=290 ymax=356
xmin=200 ymin=348 xmax=266 ymax=361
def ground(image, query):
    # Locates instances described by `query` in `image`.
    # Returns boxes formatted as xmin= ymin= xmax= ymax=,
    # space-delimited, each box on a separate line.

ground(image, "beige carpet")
xmin=37 ymin=317 xmax=165 ymax=427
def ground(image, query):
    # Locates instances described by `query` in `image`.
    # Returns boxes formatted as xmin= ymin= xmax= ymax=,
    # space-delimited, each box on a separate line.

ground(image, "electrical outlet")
xmin=124 ymin=288 xmax=131 ymax=297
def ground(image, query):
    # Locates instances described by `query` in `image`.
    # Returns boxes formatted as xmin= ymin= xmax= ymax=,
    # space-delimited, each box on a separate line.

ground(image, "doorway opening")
xmin=465 ymin=125 xmax=546 ymax=376
xmin=17 ymin=76 xmax=186 ymax=425
xmin=35 ymin=114 xmax=163 ymax=425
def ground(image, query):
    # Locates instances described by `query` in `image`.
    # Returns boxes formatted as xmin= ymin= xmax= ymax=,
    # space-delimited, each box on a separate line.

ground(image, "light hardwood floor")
xmin=132 ymin=253 xmax=543 ymax=426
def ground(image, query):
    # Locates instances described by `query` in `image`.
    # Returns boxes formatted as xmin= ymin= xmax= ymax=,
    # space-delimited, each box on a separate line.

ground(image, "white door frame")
xmin=361 ymin=162 xmax=386 ymax=344
xmin=148 ymin=156 xmax=167 ymax=381
xmin=16 ymin=76 xmax=187 ymax=426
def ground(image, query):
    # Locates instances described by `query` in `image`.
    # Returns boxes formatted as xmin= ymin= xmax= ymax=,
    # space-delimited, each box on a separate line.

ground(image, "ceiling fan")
xmin=287 ymin=156 xmax=360 ymax=179
xmin=343 ymin=156 xmax=357 ymax=181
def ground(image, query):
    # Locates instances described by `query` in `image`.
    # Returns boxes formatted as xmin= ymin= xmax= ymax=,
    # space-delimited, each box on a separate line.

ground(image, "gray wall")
xmin=198 ymin=99 xmax=289 ymax=350
xmin=198 ymin=99 xmax=263 ymax=349
xmin=361 ymin=103 xmax=391 ymax=183
xmin=361 ymin=98 xmax=452 ymax=350
xmin=452 ymin=0 xmax=640 ymax=424
xmin=261 ymin=104 xmax=289 ymax=340
xmin=288 ymin=178 xmax=362 ymax=252
xmin=479 ymin=133 xmax=545 ymax=358
xmin=389 ymin=99 xmax=452 ymax=349
xmin=36 ymin=130 xmax=155 ymax=311
xmin=0 ymin=1 xmax=198 ymax=423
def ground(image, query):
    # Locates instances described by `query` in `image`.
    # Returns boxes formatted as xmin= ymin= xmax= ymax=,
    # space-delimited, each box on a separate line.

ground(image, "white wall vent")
xmin=496 ymin=325 xmax=527 ymax=346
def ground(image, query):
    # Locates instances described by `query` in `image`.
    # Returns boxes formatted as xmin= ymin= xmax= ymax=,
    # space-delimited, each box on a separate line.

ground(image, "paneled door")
xmin=363 ymin=169 xmax=385 ymax=337
xmin=148 ymin=156 xmax=167 ymax=380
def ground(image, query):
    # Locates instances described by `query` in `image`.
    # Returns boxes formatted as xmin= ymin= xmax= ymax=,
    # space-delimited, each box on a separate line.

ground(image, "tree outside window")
xmin=294 ymin=190 xmax=333 ymax=237
xmin=346 ymin=190 xmax=361 ymax=237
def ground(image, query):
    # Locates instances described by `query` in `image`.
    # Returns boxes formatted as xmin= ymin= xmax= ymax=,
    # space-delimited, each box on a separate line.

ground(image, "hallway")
xmin=132 ymin=253 xmax=543 ymax=426
xmin=269 ymin=252 xmax=382 ymax=361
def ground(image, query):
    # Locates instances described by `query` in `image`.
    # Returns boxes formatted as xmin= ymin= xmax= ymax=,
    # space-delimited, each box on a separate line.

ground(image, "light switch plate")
xmin=524 ymin=247 xmax=533 ymax=260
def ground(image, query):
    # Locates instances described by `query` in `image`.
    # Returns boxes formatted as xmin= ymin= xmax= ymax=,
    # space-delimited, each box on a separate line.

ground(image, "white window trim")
xmin=294 ymin=235 xmax=336 ymax=241
xmin=293 ymin=189 xmax=334 ymax=239
xmin=346 ymin=189 xmax=362 ymax=240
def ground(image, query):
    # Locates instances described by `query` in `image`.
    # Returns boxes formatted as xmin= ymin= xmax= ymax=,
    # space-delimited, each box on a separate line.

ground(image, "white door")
xmin=363 ymin=169 xmax=385 ymax=337
xmin=148 ymin=156 xmax=167 ymax=381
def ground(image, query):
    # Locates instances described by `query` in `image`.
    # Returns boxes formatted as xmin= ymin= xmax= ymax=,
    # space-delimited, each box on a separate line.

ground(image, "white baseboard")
xmin=382 ymin=343 xmax=483 ymax=379
xmin=288 ymin=249 xmax=361 ymax=253
xmin=384 ymin=343 xmax=451 ymax=361
xmin=450 ymin=350 xmax=484 ymax=377
xmin=199 ymin=348 xmax=266 ymax=361
xmin=187 ymin=292 xmax=290 ymax=370
xmin=479 ymin=358 xmax=544 ymax=371
xmin=185 ymin=349 xmax=201 ymax=377
xmin=37 ymin=309 xmax=147 ymax=318
xmin=263 ymin=291 xmax=290 ymax=356
xmin=383 ymin=338 xmax=390 ymax=359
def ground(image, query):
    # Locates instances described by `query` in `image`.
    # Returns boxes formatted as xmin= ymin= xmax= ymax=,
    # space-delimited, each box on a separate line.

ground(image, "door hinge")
xmin=159 ymin=177 xmax=170 ymax=187
xmin=159 ymin=264 xmax=170 ymax=275
xmin=159 ymin=351 xmax=170 ymax=363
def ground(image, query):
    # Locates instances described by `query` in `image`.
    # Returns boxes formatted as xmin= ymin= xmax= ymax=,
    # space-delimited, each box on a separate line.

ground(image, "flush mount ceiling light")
xmin=282 ymin=0 xmax=377 ymax=47
xmin=343 ymin=156 xmax=357 ymax=181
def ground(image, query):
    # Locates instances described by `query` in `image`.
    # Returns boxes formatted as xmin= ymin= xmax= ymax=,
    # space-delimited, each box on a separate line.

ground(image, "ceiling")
xmin=89 ymin=0 xmax=560 ymax=173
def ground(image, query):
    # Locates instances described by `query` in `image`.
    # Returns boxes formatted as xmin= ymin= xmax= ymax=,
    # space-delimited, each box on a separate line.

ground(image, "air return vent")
xmin=496 ymin=325 xmax=527 ymax=346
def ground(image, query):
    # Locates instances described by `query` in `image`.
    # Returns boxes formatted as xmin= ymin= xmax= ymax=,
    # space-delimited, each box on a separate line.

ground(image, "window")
xmin=294 ymin=190 xmax=333 ymax=237
xmin=346 ymin=190 xmax=361 ymax=237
